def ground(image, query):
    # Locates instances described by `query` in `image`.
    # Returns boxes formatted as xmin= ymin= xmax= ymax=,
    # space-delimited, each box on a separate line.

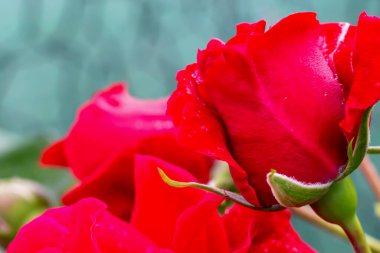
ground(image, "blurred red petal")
xmin=40 ymin=139 xmax=68 ymax=167
xmin=8 ymin=198 xmax=158 ymax=253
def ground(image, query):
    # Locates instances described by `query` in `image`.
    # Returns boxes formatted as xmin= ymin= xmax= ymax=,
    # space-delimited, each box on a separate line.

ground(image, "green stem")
xmin=311 ymin=177 xmax=372 ymax=253
xmin=367 ymin=146 xmax=380 ymax=154
xmin=292 ymin=207 xmax=380 ymax=253
xmin=341 ymin=215 xmax=371 ymax=253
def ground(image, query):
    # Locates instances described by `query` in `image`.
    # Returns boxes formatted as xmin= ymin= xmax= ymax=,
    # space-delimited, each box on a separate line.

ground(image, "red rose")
xmin=9 ymin=155 xmax=314 ymax=253
xmin=168 ymin=12 xmax=380 ymax=207
xmin=41 ymin=83 xmax=212 ymax=220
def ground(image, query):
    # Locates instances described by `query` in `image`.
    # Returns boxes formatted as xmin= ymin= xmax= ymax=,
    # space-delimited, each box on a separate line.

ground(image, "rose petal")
xmin=168 ymin=64 xmax=260 ymax=205
xmin=8 ymin=198 xmax=158 ymax=253
xmin=321 ymin=22 xmax=356 ymax=94
xmin=340 ymin=13 xmax=380 ymax=140
xmin=62 ymin=149 xmax=135 ymax=221
xmin=172 ymin=194 xmax=229 ymax=253
xmin=131 ymin=155 xmax=205 ymax=248
xmin=40 ymin=139 xmax=68 ymax=167
xmin=223 ymin=205 xmax=316 ymax=253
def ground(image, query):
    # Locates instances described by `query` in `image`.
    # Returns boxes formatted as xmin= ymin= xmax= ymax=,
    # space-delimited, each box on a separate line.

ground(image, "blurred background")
xmin=0 ymin=0 xmax=379 ymax=252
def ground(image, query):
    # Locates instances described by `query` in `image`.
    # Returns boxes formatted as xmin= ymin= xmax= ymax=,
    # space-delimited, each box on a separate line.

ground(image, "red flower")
xmin=41 ymin=83 xmax=212 ymax=220
xmin=8 ymin=155 xmax=314 ymax=253
xmin=168 ymin=12 xmax=380 ymax=206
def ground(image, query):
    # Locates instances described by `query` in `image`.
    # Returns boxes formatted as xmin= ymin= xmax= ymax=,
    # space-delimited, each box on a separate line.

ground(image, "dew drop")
xmin=200 ymin=125 xmax=209 ymax=131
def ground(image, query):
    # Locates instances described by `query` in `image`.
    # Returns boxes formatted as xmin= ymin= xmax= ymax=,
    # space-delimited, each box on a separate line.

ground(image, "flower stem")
xmin=367 ymin=146 xmax=380 ymax=154
xmin=310 ymin=177 xmax=372 ymax=253
xmin=340 ymin=215 xmax=371 ymax=253
xmin=291 ymin=206 xmax=380 ymax=253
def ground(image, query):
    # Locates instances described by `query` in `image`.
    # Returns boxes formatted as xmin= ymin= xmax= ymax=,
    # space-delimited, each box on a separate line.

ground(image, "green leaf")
xmin=338 ymin=107 xmax=372 ymax=180
xmin=267 ymin=169 xmax=332 ymax=207
xmin=158 ymin=168 xmax=284 ymax=211
xmin=0 ymin=137 xmax=74 ymax=206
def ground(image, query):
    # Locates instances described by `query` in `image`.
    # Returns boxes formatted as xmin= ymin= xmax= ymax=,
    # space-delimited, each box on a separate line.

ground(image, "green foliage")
xmin=0 ymin=137 xmax=73 ymax=202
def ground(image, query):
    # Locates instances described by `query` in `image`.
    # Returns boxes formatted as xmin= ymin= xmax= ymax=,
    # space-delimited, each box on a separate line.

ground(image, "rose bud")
xmin=168 ymin=12 xmax=380 ymax=207
xmin=0 ymin=178 xmax=51 ymax=246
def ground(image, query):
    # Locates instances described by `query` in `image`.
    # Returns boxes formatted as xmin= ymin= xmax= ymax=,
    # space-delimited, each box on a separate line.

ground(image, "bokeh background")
xmin=0 ymin=0 xmax=379 ymax=252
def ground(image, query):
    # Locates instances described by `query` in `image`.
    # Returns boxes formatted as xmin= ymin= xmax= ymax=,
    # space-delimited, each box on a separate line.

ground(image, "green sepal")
xmin=347 ymin=139 xmax=354 ymax=159
xmin=311 ymin=176 xmax=357 ymax=225
xmin=338 ymin=107 xmax=372 ymax=180
xmin=158 ymin=168 xmax=284 ymax=211
xmin=267 ymin=169 xmax=332 ymax=207
xmin=375 ymin=202 xmax=380 ymax=219
xmin=311 ymin=177 xmax=371 ymax=253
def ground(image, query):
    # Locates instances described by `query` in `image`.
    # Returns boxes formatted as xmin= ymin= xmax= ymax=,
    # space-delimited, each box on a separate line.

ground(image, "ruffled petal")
xmin=321 ymin=22 xmax=356 ymax=94
xmin=340 ymin=13 xmax=380 ymax=140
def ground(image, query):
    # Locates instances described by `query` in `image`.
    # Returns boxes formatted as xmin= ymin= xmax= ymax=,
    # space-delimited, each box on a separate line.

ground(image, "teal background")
xmin=0 ymin=0 xmax=379 ymax=252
